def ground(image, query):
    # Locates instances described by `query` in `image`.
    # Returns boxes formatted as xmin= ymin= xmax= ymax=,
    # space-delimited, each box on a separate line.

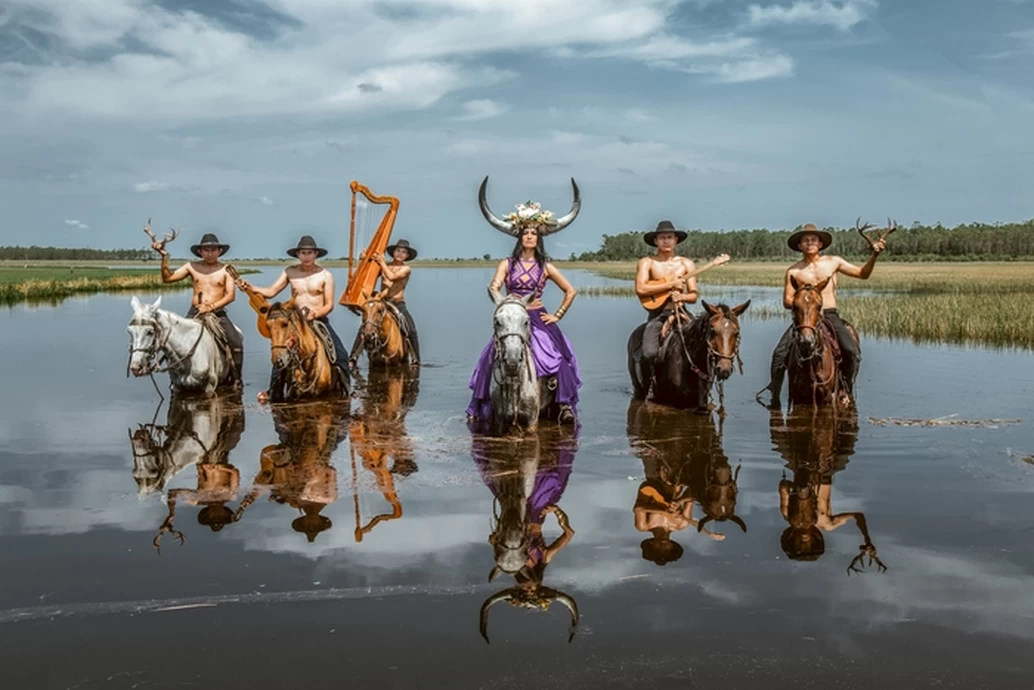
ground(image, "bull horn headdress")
xmin=478 ymin=176 xmax=581 ymax=237
xmin=479 ymin=585 xmax=579 ymax=644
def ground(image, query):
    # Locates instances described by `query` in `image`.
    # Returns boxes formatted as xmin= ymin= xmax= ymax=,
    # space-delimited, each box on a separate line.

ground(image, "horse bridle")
xmin=791 ymin=286 xmax=826 ymax=363
xmin=127 ymin=314 xmax=204 ymax=376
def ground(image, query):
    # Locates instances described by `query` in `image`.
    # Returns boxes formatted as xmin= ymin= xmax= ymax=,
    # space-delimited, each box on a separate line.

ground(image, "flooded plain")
xmin=1 ymin=266 xmax=1032 ymax=689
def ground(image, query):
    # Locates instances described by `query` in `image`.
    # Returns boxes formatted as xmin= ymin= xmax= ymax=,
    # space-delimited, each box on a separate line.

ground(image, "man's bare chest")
xmin=648 ymin=259 xmax=686 ymax=280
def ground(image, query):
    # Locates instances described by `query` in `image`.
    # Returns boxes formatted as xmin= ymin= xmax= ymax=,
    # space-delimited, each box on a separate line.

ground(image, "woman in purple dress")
xmin=467 ymin=177 xmax=583 ymax=425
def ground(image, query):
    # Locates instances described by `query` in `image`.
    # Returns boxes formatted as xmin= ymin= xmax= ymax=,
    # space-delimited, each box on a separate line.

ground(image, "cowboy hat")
xmin=287 ymin=235 xmax=328 ymax=258
xmin=386 ymin=238 xmax=418 ymax=261
xmin=786 ymin=224 xmax=832 ymax=251
xmin=190 ymin=233 xmax=230 ymax=257
xmin=643 ymin=220 xmax=688 ymax=247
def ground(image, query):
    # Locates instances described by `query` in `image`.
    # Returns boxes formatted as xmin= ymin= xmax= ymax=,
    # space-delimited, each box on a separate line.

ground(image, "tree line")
xmin=572 ymin=220 xmax=1034 ymax=262
xmin=0 ymin=245 xmax=154 ymax=261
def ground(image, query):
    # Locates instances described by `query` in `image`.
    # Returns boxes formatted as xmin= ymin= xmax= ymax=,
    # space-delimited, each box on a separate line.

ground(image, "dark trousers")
xmin=641 ymin=305 xmax=688 ymax=375
xmin=186 ymin=307 xmax=242 ymax=381
xmin=349 ymin=300 xmax=421 ymax=363
xmin=769 ymin=308 xmax=860 ymax=396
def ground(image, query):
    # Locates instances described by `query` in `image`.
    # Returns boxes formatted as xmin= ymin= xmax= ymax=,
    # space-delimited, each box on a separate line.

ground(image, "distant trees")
xmin=0 ymin=245 xmax=154 ymax=261
xmin=576 ymin=220 xmax=1034 ymax=262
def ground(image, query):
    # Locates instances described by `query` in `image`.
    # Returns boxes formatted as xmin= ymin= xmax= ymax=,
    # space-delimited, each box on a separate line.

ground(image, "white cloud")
xmin=64 ymin=219 xmax=89 ymax=229
xmin=133 ymin=181 xmax=173 ymax=193
xmin=747 ymin=1 xmax=875 ymax=31
xmin=710 ymin=54 xmax=795 ymax=82
xmin=455 ymin=99 xmax=507 ymax=121
xmin=259 ymin=195 xmax=273 ymax=205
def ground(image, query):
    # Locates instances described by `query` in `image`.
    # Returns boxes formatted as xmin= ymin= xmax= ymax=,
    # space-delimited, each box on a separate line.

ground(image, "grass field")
xmin=577 ymin=262 xmax=1034 ymax=351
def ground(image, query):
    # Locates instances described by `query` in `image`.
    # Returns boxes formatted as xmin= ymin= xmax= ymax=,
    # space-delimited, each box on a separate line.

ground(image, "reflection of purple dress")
xmin=466 ymin=258 xmax=582 ymax=420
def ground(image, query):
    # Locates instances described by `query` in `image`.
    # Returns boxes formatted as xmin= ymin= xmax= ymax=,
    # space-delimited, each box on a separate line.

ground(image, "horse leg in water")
xmin=626 ymin=323 xmax=649 ymax=401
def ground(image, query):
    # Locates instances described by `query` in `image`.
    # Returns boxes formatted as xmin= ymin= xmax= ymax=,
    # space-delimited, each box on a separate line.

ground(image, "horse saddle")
xmin=309 ymin=320 xmax=337 ymax=364
xmin=383 ymin=301 xmax=410 ymax=337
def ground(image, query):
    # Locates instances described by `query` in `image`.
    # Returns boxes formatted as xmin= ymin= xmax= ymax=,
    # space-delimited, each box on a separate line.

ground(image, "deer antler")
xmin=143 ymin=218 xmax=180 ymax=249
xmin=856 ymin=216 xmax=896 ymax=251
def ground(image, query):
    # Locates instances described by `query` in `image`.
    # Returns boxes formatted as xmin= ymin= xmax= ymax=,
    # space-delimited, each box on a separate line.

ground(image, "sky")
xmin=0 ymin=0 xmax=1032 ymax=259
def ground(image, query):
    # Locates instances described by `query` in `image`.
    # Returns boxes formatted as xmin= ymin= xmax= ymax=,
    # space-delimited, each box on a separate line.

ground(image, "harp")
xmin=339 ymin=180 xmax=400 ymax=315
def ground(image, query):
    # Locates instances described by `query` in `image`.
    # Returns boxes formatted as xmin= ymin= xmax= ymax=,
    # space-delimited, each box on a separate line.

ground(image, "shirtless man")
xmin=760 ymin=223 xmax=886 ymax=408
xmin=634 ymin=464 xmax=725 ymax=566
xmin=154 ymin=230 xmax=243 ymax=385
xmin=634 ymin=220 xmax=730 ymax=385
xmin=238 ymin=235 xmax=350 ymax=403
xmin=348 ymin=238 xmax=421 ymax=367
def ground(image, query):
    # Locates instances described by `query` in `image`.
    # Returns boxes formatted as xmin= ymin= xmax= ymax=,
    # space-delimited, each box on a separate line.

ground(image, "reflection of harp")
xmin=348 ymin=419 xmax=404 ymax=542
xmin=339 ymin=180 xmax=400 ymax=315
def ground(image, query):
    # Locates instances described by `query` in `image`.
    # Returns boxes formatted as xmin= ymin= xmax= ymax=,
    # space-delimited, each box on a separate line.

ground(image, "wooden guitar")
xmin=639 ymin=254 xmax=731 ymax=310
xmin=226 ymin=265 xmax=272 ymax=338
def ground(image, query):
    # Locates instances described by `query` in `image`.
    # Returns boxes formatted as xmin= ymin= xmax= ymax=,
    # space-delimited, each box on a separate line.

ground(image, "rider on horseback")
xmin=759 ymin=223 xmax=887 ymax=408
xmin=153 ymin=231 xmax=244 ymax=386
xmin=348 ymin=238 xmax=421 ymax=367
xmin=634 ymin=220 xmax=730 ymax=395
xmin=238 ymin=235 xmax=350 ymax=403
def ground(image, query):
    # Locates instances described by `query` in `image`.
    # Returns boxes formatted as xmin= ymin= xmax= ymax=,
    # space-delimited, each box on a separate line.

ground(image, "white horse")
xmin=488 ymin=291 xmax=541 ymax=435
xmin=127 ymin=296 xmax=239 ymax=396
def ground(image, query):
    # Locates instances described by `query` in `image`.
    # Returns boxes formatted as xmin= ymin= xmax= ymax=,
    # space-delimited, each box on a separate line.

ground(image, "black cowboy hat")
xmin=291 ymin=512 xmax=332 ymax=543
xmin=287 ymin=235 xmax=328 ymax=258
xmin=190 ymin=233 xmax=230 ymax=257
xmin=643 ymin=220 xmax=688 ymax=247
xmin=386 ymin=238 xmax=418 ymax=261
xmin=786 ymin=224 xmax=832 ymax=251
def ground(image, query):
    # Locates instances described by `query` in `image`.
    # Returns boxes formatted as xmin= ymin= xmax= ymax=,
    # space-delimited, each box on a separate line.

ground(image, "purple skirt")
xmin=466 ymin=307 xmax=581 ymax=421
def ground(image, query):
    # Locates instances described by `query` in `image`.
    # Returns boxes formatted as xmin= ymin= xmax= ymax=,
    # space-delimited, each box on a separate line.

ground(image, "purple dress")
xmin=466 ymin=258 xmax=582 ymax=421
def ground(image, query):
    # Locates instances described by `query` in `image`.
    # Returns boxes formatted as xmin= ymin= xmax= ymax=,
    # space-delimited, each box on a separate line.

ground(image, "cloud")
xmin=132 ymin=181 xmax=173 ymax=193
xmin=259 ymin=195 xmax=273 ymax=205
xmin=747 ymin=1 xmax=875 ymax=31
xmin=64 ymin=219 xmax=89 ymax=229
xmin=454 ymin=99 xmax=507 ymax=121
xmin=982 ymin=29 xmax=1034 ymax=59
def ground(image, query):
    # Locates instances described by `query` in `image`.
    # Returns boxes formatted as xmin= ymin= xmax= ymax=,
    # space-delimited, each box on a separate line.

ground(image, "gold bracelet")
xmin=555 ymin=307 xmax=567 ymax=319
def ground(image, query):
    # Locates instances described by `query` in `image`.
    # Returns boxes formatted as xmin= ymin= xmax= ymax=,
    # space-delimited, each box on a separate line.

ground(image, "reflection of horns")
xmin=478 ymin=587 xmax=580 ymax=644
xmin=478 ymin=176 xmax=581 ymax=238
xmin=697 ymin=515 xmax=748 ymax=533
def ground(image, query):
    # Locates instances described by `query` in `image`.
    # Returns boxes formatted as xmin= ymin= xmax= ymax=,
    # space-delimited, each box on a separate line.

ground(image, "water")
xmin=2 ymin=267 xmax=1033 ymax=688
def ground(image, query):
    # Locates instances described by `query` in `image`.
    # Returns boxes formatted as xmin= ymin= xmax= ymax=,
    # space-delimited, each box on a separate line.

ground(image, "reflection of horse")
xmin=786 ymin=276 xmax=859 ymax=408
xmin=131 ymin=393 xmax=247 ymax=552
xmin=127 ymin=296 xmax=240 ymax=396
xmin=471 ymin=425 xmax=579 ymax=643
xmin=770 ymin=406 xmax=887 ymax=574
xmin=627 ymin=301 xmax=749 ymax=414
xmin=356 ymin=297 xmax=412 ymax=368
xmin=238 ymin=399 xmax=350 ymax=542
xmin=349 ymin=368 xmax=420 ymax=541
xmin=130 ymin=393 xmax=245 ymax=497
xmin=264 ymin=299 xmax=350 ymax=403
xmin=626 ymin=400 xmax=745 ymax=566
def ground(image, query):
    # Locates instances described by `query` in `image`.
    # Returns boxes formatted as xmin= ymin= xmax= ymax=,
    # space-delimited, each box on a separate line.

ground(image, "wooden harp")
xmin=339 ymin=180 xmax=400 ymax=315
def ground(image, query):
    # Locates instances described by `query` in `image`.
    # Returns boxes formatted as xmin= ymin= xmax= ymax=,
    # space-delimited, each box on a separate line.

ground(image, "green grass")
xmin=578 ymin=262 xmax=1034 ymax=351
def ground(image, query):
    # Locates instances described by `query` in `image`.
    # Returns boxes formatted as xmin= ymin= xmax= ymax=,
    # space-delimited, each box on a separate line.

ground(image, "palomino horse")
xmin=127 ymin=296 xmax=240 ymax=396
xmin=235 ymin=399 xmax=350 ymax=542
xmin=483 ymin=290 xmax=558 ymax=435
xmin=472 ymin=426 xmax=579 ymax=644
xmin=771 ymin=405 xmax=887 ymax=574
xmin=129 ymin=392 xmax=245 ymax=498
xmin=627 ymin=300 xmax=750 ymax=414
xmin=785 ymin=276 xmax=860 ymax=408
xmin=356 ymin=296 xmax=412 ymax=368
xmin=264 ymin=298 xmax=349 ymax=403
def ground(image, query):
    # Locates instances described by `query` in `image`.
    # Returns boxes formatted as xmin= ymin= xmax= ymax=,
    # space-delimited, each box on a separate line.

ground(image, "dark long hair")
xmin=510 ymin=225 xmax=548 ymax=265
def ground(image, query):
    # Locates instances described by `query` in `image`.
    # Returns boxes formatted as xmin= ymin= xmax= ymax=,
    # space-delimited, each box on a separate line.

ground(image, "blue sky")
xmin=1 ymin=0 xmax=1032 ymax=259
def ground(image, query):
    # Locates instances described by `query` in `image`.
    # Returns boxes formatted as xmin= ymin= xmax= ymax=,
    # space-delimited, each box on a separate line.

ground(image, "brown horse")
xmin=786 ymin=276 xmax=859 ymax=408
xmin=356 ymin=297 xmax=411 ymax=368
xmin=265 ymin=298 xmax=349 ymax=403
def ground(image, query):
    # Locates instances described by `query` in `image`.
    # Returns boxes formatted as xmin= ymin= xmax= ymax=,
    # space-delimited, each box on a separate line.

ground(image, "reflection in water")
xmin=471 ymin=425 xmax=580 ymax=644
xmin=626 ymin=400 xmax=745 ymax=566
xmin=237 ymin=400 xmax=350 ymax=542
xmin=127 ymin=393 xmax=247 ymax=552
xmin=770 ymin=407 xmax=888 ymax=574
xmin=349 ymin=369 xmax=421 ymax=541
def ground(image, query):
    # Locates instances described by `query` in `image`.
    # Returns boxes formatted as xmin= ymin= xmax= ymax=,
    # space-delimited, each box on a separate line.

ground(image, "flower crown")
xmin=504 ymin=200 xmax=557 ymax=226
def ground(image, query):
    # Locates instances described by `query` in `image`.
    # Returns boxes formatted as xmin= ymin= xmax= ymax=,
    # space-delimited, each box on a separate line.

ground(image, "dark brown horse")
xmin=265 ymin=298 xmax=349 ymax=403
xmin=786 ymin=276 xmax=859 ymax=408
xmin=627 ymin=300 xmax=749 ymax=414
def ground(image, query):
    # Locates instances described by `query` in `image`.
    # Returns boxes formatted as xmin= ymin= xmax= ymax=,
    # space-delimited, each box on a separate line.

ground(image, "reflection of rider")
xmin=771 ymin=407 xmax=886 ymax=572
xmin=761 ymin=224 xmax=886 ymax=408
xmin=349 ymin=238 xmax=421 ymax=367
xmin=467 ymin=195 xmax=581 ymax=424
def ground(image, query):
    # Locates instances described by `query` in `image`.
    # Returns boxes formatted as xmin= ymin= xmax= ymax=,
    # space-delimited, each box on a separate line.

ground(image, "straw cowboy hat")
xmin=643 ymin=220 xmax=688 ymax=247
xmin=287 ymin=235 xmax=328 ymax=258
xmin=786 ymin=224 xmax=832 ymax=251
xmin=386 ymin=238 xmax=418 ymax=261
xmin=190 ymin=233 xmax=230 ymax=257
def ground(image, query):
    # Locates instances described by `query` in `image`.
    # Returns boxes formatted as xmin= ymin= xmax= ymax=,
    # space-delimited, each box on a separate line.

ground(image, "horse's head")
xmin=490 ymin=290 xmax=533 ymax=379
xmin=697 ymin=462 xmax=747 ymax=535
xmin=488 ymin=491 xmax=530 ymax=578
xmin=127 ymin=295 xmax=165 ymax=376
xmin=361 ymin=298 xmax=388 ymax=342
xmin=790 ymin=275 xmax=830 ymax=355
xmin=701 ymin=300 xmax=750 ymax=380
xmin=129 ymin=424 xmax=168 ymax=494
xmin=266 ymin=297 xmax=306 ymax=369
